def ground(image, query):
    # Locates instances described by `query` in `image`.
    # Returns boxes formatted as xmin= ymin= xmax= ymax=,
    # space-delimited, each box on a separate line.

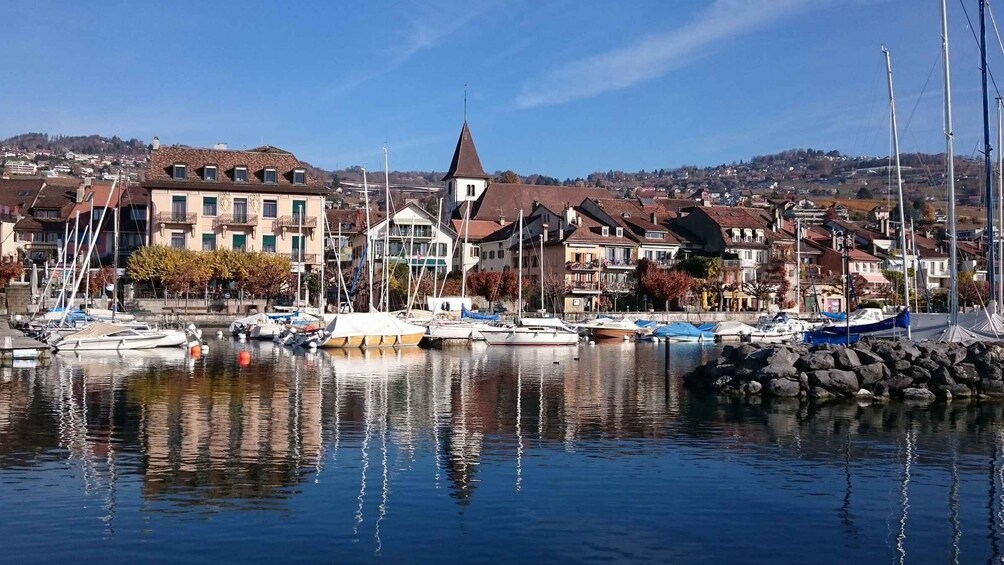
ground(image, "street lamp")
xmin=836 ymin=233 xmax=855 ymax=346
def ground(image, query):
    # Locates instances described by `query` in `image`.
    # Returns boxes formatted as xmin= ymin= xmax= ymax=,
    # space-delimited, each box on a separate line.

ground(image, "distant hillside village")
xmin=0 ymin=126 xmax=992 ymax=315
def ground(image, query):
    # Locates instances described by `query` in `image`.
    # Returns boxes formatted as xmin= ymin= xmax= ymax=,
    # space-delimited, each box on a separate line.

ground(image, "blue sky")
xmin=4 ymin=0 xmax=1004 ymax=177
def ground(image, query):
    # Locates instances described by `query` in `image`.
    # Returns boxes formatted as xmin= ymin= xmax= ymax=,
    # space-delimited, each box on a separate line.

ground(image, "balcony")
xmin=722 ymin=259 xmax=741 ymax=269
xmin=213 ymin=213 xmax=258 ymax=230
xmin=274 ymin=215 xmax=318 ymax=230
xmin=566 ymin=260 xmax=600 ymax=270
xmin=288 ymin=252 xmax=319 ymax=264
xmin=156 ymin=212 xmax=197 ymax=225
xmin=603 ymin=258 xmax=636 ymax=269
xmin=569 ymin=281 xmax=601 ymax=294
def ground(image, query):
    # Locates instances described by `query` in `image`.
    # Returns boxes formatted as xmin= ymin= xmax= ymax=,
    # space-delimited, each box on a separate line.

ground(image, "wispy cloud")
xmin=516 ymin=0 xmax=835 ymax=109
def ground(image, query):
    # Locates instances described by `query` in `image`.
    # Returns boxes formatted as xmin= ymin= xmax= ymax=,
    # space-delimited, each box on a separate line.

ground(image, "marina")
xmin=4 ymin=340 xmax=1004 ymax=562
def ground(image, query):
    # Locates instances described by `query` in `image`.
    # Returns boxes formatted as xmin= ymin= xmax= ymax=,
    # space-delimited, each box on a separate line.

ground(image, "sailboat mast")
xmin=383 ymin=147 xmax=391 ymax=312
xmin=539 ymin=232 xmax=545 ymax=313
xmin=796 ymin=217 xmax=802 ymax=313
xmin=320 ymin=197 xmax=326 ymax=311
xmin=882 ymin=45 xmax=912 ymax=339
xmin=997 ymin=96 xmax=1003 ymax=304
xmin=362 ymin=167 xmax=374 ymax=313
xmin=111 ymin=183 xmax=120 ymax=322
xmin=517 ymin=211 xmax=524 ymax=316
xmin=460 ymin=184 xmax=471 ymax=299
xmin=943 ymin=0 xmax=959 ymax=325
xmin=981 ymin=0 xmax=998 ymax=301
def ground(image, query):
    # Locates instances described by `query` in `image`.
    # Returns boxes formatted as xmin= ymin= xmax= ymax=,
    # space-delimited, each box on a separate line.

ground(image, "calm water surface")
xmin=3 ymin=340 xmax=1004 ymax=563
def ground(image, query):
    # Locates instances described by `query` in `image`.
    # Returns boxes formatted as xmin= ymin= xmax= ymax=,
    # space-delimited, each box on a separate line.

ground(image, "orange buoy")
xmin=238 ymin=351 xmax=251 ymax=366
xmin=190 ymin=344 xmax=202 ymax=357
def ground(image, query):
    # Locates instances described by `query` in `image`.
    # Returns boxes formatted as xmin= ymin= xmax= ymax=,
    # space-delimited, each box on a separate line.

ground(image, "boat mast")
xmin=539 ymin=232 xmax=545 ymax=314
xmin=320 ymin=196 xmax=327 ymax=312
xmin=981 ymin=0 xmax=998 ymax=303
xmin=942 ymin=0 xmax=959 ymax=325
xmin=60 ymin=179 xmax=116 ymax=326
xmin=796 ymin=217 xmax=802 ymax=313
xmin=362 ymin=167 xmax=374 ymax=312
xmin=882 ymin=45 xmax=912 ymax=339
xmin=998 ymin=96 xmax=1003 ymax=305
xmin=460 ymin=181 xmax=472 ymax=299
xmin=517 ymin=210 xmax=524 ymax=318
xmin=111 ymin=183 xmax=120 ymax=322
xmin=383 ymin=146 xmax=391 ymax=312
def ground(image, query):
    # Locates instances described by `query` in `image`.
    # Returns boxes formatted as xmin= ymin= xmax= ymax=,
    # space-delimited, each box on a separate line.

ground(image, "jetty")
xmin=0 ymin=317 xmax=50 ymax=363
xmin=683 ymin=340 xmax=1004 ymax=401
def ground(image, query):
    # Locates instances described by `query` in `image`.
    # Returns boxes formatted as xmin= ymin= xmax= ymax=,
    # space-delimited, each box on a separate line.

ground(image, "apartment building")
xmin=143 ymin=144 xmax=326 ymax=273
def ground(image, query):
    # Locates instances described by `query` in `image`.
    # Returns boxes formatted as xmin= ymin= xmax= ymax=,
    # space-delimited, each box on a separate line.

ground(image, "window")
xmin=263 ymin=200 xmax=278 ymax=219
xmin=130 ymin=206 xmax=147 ymax=221
xmin=34 ymin=209 xmax=59 ymax=219
xmin=202 ymin=234 xmax=217 ymax=251
xmin=234 ymin=166 xmax=248 ymax=182
xmin=171 ymin=195 xmax=187 ymax=219
xmin=601 ymin=226 xmax=609 ymax=236
xmin=203 ymin=197 xmax=218 ymax=217
xmin=488 ymin=251 xmax=496 ymax=259
xmin=293 ymin=169 xmax=306 ymax=185
xmin=263 ymin=168 xmax=277 ymax=183
xmin=466 ymin=184 xmax=475 ymax=197
xmin=292 ymin=235 xmax=304 ymax=261
xmin=232 ymin=233 xmax=247 ymax=251
xmin=233 ymin=198 xmax=248 ymax=223
xmin=292 ymin=200 xmax=306 ymax=222
xmin=615 ymin=227 xmax=623 ymax=237
xmin=203 ymin=165 xmax=217 ymax=181
xmin=498 ymin=250 xmax=504 ymax=259
xmin=171 ymin=231 xmax=186 ymax=249
xmin=262 ymin=235 xmax=276 ymax=253
xmin=172 ymin=164 xmax=187 ymax=180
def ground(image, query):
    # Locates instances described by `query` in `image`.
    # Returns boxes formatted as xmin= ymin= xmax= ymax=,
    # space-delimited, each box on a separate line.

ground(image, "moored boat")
xmin=481 ymin=317 xmax=580 ymax=346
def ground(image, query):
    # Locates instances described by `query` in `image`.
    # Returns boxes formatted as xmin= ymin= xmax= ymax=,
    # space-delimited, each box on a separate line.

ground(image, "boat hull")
xmin=319 ymin=332 xmax=425 ymax=349
xmin=590 ymin=327 xmax=637 ymax=340
xmin=53 ymin=335 xmax=167 ymax=351
xmin=481 ymin=328 xmax=580 ymax=346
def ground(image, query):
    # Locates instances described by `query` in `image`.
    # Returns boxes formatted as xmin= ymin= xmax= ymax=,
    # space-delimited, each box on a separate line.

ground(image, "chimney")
xmin=542 ymin=223 xmax=549 ymax=242
xmin=564 ymin=206 xmax=577 ymax=226
xmin=213 ymin=142 xmax=228 ymax=150
xmin=831 ymin=230 xmax=838 ymax=250
xmin=151 ymin=136 xmax=160 ymax=151
xmin=650 ymin=212 xmax=657 ymax=224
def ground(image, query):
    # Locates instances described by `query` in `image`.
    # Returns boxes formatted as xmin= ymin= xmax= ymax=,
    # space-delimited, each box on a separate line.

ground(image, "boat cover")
xmin=653 ymin=322 xmax=713 ymax=339
xmin=324 ymin=312 xmax=425 ymax=338
xmin=461 ymin=306 xmax=500 ymax=321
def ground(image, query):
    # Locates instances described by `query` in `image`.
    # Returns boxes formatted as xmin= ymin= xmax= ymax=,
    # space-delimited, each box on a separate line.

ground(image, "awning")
xmin=855 ymin=272 xmax=888 ymax=284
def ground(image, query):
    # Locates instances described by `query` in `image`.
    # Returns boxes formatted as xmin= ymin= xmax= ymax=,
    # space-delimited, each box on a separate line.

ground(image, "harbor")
xmin=4 ymin=340 xmax=1004 ymax=563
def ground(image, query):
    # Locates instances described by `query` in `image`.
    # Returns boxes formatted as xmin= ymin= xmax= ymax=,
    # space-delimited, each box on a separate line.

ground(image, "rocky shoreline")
xmin=683 ymin=340 xmax=1004 ymax=401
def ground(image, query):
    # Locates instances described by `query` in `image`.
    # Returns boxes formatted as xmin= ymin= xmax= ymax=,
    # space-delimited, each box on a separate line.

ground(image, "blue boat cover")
xmin=821 ymin=311 xmax=847 ymax=321
xmin=635 ymin=319 xmax=658 ymax=328
xmin=462 ymin=306 xmax=500 ymax=321
xmin=653 ymin=322 xmax=714 ymax=339
xmin=805 ymin=309 xmax=910 ymax=342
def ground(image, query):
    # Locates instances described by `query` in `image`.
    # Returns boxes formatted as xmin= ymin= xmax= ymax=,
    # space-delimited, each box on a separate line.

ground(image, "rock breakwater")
xmin=683 ymin=339 xmax=1004 ymax=401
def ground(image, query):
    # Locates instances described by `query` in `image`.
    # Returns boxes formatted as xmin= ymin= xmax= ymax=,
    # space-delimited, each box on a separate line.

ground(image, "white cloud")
xmin=516 ymin=0 xmax=829 ymax=109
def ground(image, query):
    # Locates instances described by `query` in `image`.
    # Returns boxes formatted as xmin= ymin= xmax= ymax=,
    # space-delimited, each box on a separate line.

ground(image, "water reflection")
xmin=4 ymin=342 xmax=1004 ymax=562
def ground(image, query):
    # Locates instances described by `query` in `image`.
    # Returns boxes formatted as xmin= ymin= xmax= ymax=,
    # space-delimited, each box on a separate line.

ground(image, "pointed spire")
xmin=443 ymin=121 xmax=490 ymax=181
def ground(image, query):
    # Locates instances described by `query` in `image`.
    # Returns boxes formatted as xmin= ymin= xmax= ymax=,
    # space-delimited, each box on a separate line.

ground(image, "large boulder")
xmin=853 ymin=348 xmax=885 ymax=366
xmin=833 ymin=348 xmax=861 ymax=370
xmin=886 ymin=374 xmax=914 ymax=392
xmin=899 ymin=342 xmax=923 ymax=361
xmin=980 ymin=379 xmax=1004 ymax=397
xmin=740 ymin=381 xmax=763 ymax=395
xmin=931 ymin=367 xmax=956 ymax=387
xmin=949 ymin=383 xmax=974 ymax=398
xmin=855 ymin=363 xmax=890 ymax=386
xmin=767 ymin=377 xmax=801 ymax=397
xmin=946 ymin=347 xmax=968 ymax=365
xmin=808 ymin=369 xmax=858 ymax=394
xmin=759 ymin=363 xmax=798 ymax=380
xmin=902 ymin=387 xmax=936 ymax=402
xmin=952 ymin=363 xmax=981 ymax=384
xmin=874 ymin=343 xmax=906 ymax=364
xmin=892 ymin=359 xmax=912 ymax=373
xmin=799 ymin=351 xmax=835 ymax=371
xmin=764 ymin=347 xmax=800 ymax=368
xmin=909 ymin=366 xmax=932 ymax=384
xmin=914 ymin=358 xmax=941 ymax=373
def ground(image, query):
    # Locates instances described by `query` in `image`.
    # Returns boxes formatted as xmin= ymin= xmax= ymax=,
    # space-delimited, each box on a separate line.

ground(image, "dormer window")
xmin=264 ymin=168 xmax=277 ymax=183
xmin=293 ymin=169 xmax=306 ymax=185
xmin=172 ymin=164 xmax=187 ymax=180
xmin=203 ymin=165 xmax=218 ymax=181
xmin=601 ymin=226 xmax=609 ymax=237
xmin=615 ymin=227 xmax=623 ymax=237
xmin=234 ymin=166 xmax=248 ymax=182
xmin=466 ymin=184 xmax=476 ymax=197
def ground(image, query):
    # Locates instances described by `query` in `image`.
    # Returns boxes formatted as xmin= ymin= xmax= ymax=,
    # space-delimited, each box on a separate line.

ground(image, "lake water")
xmin=3 ymin=340 xmax=1004 ymax=563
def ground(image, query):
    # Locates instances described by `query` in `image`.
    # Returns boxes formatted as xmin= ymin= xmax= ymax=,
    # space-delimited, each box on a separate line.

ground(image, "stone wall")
xmin=683 ymin=339 xmax=1004 ymax=402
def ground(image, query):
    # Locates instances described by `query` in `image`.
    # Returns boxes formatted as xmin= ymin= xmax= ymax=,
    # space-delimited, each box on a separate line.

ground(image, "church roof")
xmin=442 ymin=121 xmax=490 ymax=181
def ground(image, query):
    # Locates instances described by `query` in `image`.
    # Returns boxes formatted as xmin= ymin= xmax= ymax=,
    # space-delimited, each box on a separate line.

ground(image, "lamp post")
xmin=837 ymin=233 xmax=854 ymax=346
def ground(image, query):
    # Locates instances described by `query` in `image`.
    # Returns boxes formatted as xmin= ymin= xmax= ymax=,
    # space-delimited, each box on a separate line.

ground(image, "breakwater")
xmin=683 ymin=339 xmax=1004 ymax=401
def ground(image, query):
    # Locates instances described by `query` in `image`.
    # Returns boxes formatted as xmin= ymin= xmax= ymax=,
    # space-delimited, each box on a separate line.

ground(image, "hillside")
xmin=2 ymin=133 xmax=148 ymax=157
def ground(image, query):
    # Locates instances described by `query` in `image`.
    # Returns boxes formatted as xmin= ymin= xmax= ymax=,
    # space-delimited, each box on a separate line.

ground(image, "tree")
xmin=242 ymin=253 xmax=293 ymax=308
xmin=922 ymin=202 xmax=937 ymax=223
xmin=496 ymin=170 xmax=521 ymax=184
xmin=742 ymin=280 xmax=776 ymax=311
xmin=641 ymin=268 xmax=694 ymax=310
xmin=0 ymin=261 xmax=23 ymax=287
xmin=856 ymin=186 xmax=873 ymax=199
xmin=87 ymin=266 xmax=116 ymax=297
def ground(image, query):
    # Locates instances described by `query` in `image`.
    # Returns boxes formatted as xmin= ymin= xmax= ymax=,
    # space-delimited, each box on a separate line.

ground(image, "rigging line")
xmin=989 ymin=1 xmax=1004 ymax=60
xmin=960 ymin=0 xmax=1004 ymax=99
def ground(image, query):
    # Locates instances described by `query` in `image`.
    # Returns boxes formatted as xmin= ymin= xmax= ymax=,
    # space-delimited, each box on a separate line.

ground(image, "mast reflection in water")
xmin=3 ymin=341 xmax=1004 ymax=562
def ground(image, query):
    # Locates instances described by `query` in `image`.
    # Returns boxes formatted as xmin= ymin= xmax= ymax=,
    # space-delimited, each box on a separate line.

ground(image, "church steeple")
xmin=443 ymin=121 xmax=490 ymax=181
xmin=443 ymin=121 xmax=491 ymax=217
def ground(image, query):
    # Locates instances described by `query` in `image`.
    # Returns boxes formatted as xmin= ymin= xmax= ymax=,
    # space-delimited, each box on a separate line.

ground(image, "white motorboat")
xmin=51 ymin=322 xmax=172 ymax=351
xmin=707 ymin=320 xmax=756 ymax=341
xmin=746 ymin=315 xmax=814 ymax=343
xmin=481 ymin=317 xmax=580 ymax=346
xmin=578 ymin=318 xmax=646 ymax=340
xmin=424 ymin=318 xmax=494 ymax=342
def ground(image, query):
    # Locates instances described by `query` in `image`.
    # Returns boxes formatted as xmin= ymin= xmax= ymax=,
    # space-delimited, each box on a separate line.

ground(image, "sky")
xmin=4 ymin=0 xmax=1004 ymax=178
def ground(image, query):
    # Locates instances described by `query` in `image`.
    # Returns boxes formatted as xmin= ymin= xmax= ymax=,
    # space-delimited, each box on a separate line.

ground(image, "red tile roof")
xmin=466 ymin=183 xmax=608 ymax=223
xmin=144 ymin=144 xmax=325 ymax=194
xmin=452 ymin=219 xmax=506 ymax=241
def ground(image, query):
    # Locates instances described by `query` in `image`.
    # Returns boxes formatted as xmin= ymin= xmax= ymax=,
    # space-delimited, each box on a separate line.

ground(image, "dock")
xmin=0 ymin=318 xmax=50 ymax=363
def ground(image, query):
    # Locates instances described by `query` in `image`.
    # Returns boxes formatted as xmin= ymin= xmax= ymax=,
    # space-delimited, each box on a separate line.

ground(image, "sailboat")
xmin=481 ymin=212 xmax=579 ymax=346
xmin=317 ymin=161 xmax=425 ymax=349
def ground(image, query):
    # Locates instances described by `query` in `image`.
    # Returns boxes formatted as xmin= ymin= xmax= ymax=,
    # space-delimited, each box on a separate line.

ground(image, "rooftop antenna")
xmin=464 ymin=84 xmax=468 ymax=122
